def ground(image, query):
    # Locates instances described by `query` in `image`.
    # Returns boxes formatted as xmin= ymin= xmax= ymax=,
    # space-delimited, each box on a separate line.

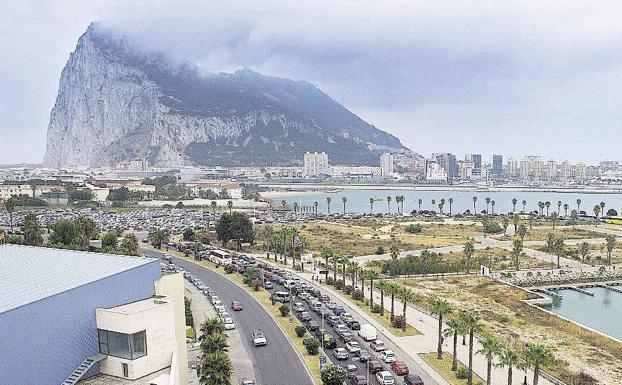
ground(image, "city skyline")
xmin=2 ymin=1 xmax=622 ymax=164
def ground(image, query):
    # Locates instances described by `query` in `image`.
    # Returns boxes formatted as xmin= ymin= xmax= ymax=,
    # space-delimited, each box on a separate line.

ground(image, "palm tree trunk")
xmin=380 ymin=289 xmax=385 ymax=316
xmin=533 ymin=364 xmax=540 ymax=385
xmin=437 ymin=315 xmax=443 ymax=359
xmin=451 ymin=333 xmax=458 ymax=371
xmin=487 ymin=361 xmax=492 ymax=385
xmin=467 ymin=331 xmax=474 ymax=385
xmin=402 ymin=301 xmax=407 ymax=332
xmin=369 ymin=280 xmax=374 ymax=308
xmin=390 ymin=293 xmax=395 ymax=321
xmin=508 ymin=366 xmax=513 ymax=385
xmin=360 ymin=279 xmax=365 ymax=299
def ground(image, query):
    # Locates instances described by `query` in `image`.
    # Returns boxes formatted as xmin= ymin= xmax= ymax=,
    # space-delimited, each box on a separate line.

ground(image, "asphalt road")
xmin=142 ymin=249 xmax=313 ymax=385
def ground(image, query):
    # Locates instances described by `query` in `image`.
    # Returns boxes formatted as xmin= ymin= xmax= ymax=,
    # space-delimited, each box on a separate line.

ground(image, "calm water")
xmin=548 ymin=287 xmax=622 ymax=340
xmin=269 ymin=189 xmax=622 ymax=215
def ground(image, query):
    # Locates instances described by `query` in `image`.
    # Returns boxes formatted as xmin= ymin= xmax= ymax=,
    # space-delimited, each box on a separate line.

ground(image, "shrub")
xmin=483 ymin=221 xmax=503 ymax=234
xmin=251 ymin=279 xmax=262 ymax=291
xmin=304 ymin=337 xmax=320 ymax=355
xmin=375 ymin=246 xmax=385 ymax=255
xmin=295 ymin=325 xmax=307 ymax=338
xmin=371 ymin=304 xmax=382 ymax=313
xmin=224 ymin=264 xmax=236 ymax=274
xmin=343 ymin=285 xmax=353 ymax=295
xmin=279 ymin=305 xmax=290 ymax=317
xmin=335 ymin=280 xmax=344 ymax=290
xmin=456 ymin=367 xmax=469 ymax=379
xmin=405 ymin=224 xmax=422 ymax=234
xmin=352 ymin=289 xmax=364 ymax=301
xmin=326 ymin=276 xmax=335 ymax=285
xmin=392 ymin=315 xmax=406 ymax=329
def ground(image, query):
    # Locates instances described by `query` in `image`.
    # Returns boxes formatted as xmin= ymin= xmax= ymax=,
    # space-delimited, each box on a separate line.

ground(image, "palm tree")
xmin=579 ymin=241 xmax=590 ymax=262
xmin=463 ymin=313 xmax=484 ymax=385
xmin=4 ymin=198 xmax=15 ymax=232
xmin=367 ymin=270 xmax=379 ymax=309
xmin=148 ymin=228 xmax=169 ymax=249
xmin=549 ymin=212 xmax=558 ymax=229
xmin=512 ymin=198 xmax=518 ymax=213
xmin=200 ymin=351 xmax=232 ymax=385
xmin=518 ymin=224 xmax=527 ymax=241
xmin=485 ymin=197 xmax=491 ymax=214
xmin=554 ymin=238 xmax=565 ymax=268
xmin=340 ymin=255 xmax=349 ymax=283
xmin=491 ymin=200 xmax=496 ymax=215
xmin=497 ymin=346 xmax=524 ymax=385
xmin=387 ymin=196 xmax=392 ymax=213
xmin=331 ymin=253 xmax=340 ymax=282
xmin=593 ymin=204 xmax=601 ymax=226
xmin=477 ymin=335 xmax=502 ymax=385
xmin=369 ymin=198 xmax=375 ymax=214
xmin=349 ymin=260 xmax=360 ymax=287
xmin=463 ymin=241 xmax=475 ymax=274
xmin=397 ymin=287 xmax=419 ymax=332
xmin=376 ymin=281 xmax=388 ymax=316
xmin=448 ymin=198 xmax=453 ymax=215
xmin=557 ymin=200 xmax=562 ymax=214
xmin=522 ymin=200 xmax=527 ymax=213
xmin=200 ymin=317 xmax=226 ymax=337
xmin=472 ymin=196 xmax=478 ymax=215
xmin=512 ymin=239 xmax=523 ymax=270
xmin=227 ymin=200 xmax=233 ymax=214
xmin=358 ymin=269 xmax=368 ymax=299
xmin=281 ymin=200 xmax=287 ymax=210
xmin=389 ymin=244 xmax=399 ymax=260
xmin=200 ymin=333 xmax=229 ymax=354
xmin=385 ymin=282 xmax=399 ymax=321
xmin=606 ymin=234 xmax=616 ymax=265
xmin=210 ymin=200 xmax=217 ymax=217
xmin=563 ymin=203 xmax=569 ymax=217
xmin=321 ymin=246 xmax=334 ymax=281
xmin=430 ymin=298 xmax=452 ymax=359
xmin=293 ymin=202 xmax=299 ymax=219
xmin=600 ymin=201 xmax=606 ymax=217
xmin=528 ymin=212 xmax=535 ymax=229
xmin=512 ymin=214 xmax=520 ymax=232
xmin=431 ymin=199 xmax=436 ymax=211
xmin=502 ymin=217 xmax=509 ymax=236
xmin=544 ymin=201 xmax=551 ymax=217
xmin=525 ymin=343 xmax=554 ymax=385
xmin=326 ymin=197 xmax=332 ymax=214
xmin=313 ymin=201 xmax=319 ymax=216
xmin=342 ymin=197 xmax=347 ymax=214
xmin=444 ymin=317 xmax=463 ymax=371
xmin=538 ymin=201 xmax=545 ymax=216
xmin=576 ymin=198 xmax=582 ymax=213
xmin=418 ymin=198 xmax=423 ymax=212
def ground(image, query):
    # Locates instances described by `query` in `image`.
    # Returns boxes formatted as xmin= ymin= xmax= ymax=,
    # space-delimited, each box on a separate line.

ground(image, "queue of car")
xmin=240 ymin=259 xmax=425 ymax=385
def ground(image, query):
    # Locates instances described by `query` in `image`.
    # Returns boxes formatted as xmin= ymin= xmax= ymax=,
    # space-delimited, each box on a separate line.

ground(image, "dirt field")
xmin=400 ymin=276 xmax=622 ymax=385
xmin=445 ymin=247 xmax=555 ymax=270
xmin=510 ymin=227 xmax=605 ymax=242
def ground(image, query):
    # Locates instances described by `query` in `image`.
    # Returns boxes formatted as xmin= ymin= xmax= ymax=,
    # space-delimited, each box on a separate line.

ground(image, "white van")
xmin=358 ymin=323 xmax=377 ymax=341
xmin=271 ymin=291 xmax=291 ymax=303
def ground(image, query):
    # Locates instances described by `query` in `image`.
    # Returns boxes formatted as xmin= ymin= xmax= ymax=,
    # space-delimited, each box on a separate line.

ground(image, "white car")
xmin=219 ymin=311 xmax=231 ymax=319
xmin=375 ymin=370 xmax=395 ymax=385
xmin=370 ymin=340 xmax=386 ymax=352
xmin=345 ymin=341 xmax=361 ymax=353
xmin=252 ymin=329 xmax=267 ymax=346
xmin=212 ymin=299 xmax=223 ymax=307
xmin=380 ymin=350 xmax=396 ymax=363
xmin=334 ymin=323 xmax=349 ymax=334
xmin=332 ymin=347 xmax=349 ymax=360
xmin=293 ymin=302 xmax=305 ymax=312
xmin=340 ymin=312 xmax=354 ymax=323
xmin=214 ymin=305 xmax=226 ymax=314
xmin=223 ymin=317 xmax=235 ymax=330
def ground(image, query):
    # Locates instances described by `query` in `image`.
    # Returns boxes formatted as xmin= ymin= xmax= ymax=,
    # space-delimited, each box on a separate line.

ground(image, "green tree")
xmin=199 ymin=317 xmax=226 ymax=337
xmin=398 ymin=287 xmax=420 ymax=332
xmin=546 ymin=233 xmax=556 ymax=253
xmin=326 ymin=197 xmax=332 ymax=214
xmin=148 ymin=228 xmax=169 ymax=249
xmin=385 ymin=281 xmax=399 ymax=321
xmin=496 ymin=346 xmax=524 ymax=385
xmin=366 ymin=269 xmax=379 ymax=309
xmin=4 ymin=197 xmax=16 ymax=232
xmin=549 ymin=212 xmax=558 ymax=229
xmin=512 ymin=239 xmax=523 ymax=270
xmin=579 ymin=241 xmax=590 ymax=262
xmin=389 ymin=243 xmax=399 ymax=260
xmin=502 ymin=217 xmax=509 ymax=236
xmin=183 ymin=228 xmax=196 ymax=241
xmin=477 ymin=335 xmax=502 ymax=385
xmin=570 ymin=210 xmax=579 ymax=229
xmin=120 ymin=233 xmax=139 ymax=255
xmin=22 ymin=213 xmax=43 ymax=246
xmin=304 ymin=336 xmax=320 ymax=355
xmin=376 ymin=281 xmax=388 ymax=316
xmin=101 ymin=231 xmax=119 ymax=250
xmin=554 ymin=238 xmax=565 ymax=268
xmin=49 ymin=219 xmax=78 ymax=246
xmin=605 ymin=234 xmax=616 ymax=265
xmin=517 ymin=224 xmax=527 ymax=241
xmin=444 ymin=317 xmax=463 ymax=371
xmin=463 ymin=241 xmax=475 ymax=274
xmin=320 ymin=364 xmax=347 ymax=385
xmin=512 ymin=214 xmax=520 ymax=232
xmin=200 ymin=351 xmax=232 ymax=385
xmin=593 ymin=204 xmax=601 ymax=226
xmin=215 ymin=212 xmax=254 ymax=247
xmin=430 ymin=298 xmax=452 ymax=359
xmin=200 ymin=333 xmax=229 ymax=354
xmin=463 ymin=313 xmax=484 ymax=385
xmin=525 ymin=343 xmax=554 ymax=385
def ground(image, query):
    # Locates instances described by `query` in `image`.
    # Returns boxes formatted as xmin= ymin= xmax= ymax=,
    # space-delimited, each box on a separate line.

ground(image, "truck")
xmin=358 ymin=323 xmax=377 ymax=341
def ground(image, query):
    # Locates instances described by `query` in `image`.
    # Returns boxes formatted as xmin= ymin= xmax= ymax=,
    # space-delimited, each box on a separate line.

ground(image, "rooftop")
xmin=0 ymin=244 xmax=158 ymax=314
xmin=102 ymin=296 xmax=171 ymax=315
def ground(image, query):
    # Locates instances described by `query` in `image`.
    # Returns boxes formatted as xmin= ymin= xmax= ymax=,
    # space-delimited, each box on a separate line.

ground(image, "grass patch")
xmin=420 ymin=352 xmax=485 ymax=385
xmin=186 ymin=327 xmax=196 ymax=341
xmin=351 ymin=298 xmax=421 ymax=337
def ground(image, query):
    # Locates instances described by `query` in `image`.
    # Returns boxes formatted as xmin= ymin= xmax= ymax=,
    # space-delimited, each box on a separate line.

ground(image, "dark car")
xmin=348 ymin=320 xmax=361 ymax=330
xmin=305 ymin=320 xmax=320 ymax=331
xmin=404 ymin=374 xmax=424 ymax=385
xmin=350 ymin=375 xmax=368 ymax=385
xmin=356 ymin=349 xmax=371 ymax=362
xmin=342 ymin=364 xmax=358 ymax=379
xmin=333 ymin=306 xmax=346 ymax=316
xmin=326 ymin=315 xmax=340 ymax=326
xmin=368 ymin=360 xmax=384 ymax=374
xmin=299 ymin=311 xmax=312 ymax=322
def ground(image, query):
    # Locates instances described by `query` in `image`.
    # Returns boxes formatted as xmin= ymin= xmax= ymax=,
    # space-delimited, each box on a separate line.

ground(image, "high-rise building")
xmin=425 ymin=159 xmax=448 ymax=182
xmin=465 ymin=154 xmax=482 ymax=170
xmin=575 ymin=163 xmax=587 ymax=180
xmin=561 ymin=161 xmax=572 ymax=179
xmin=433 ymin=153 xmax=458 ymax=179
xmin=492 ymin=155 xmax=503 ymax=177
xmin=303 ymin=152 xmax=329 ymax=177
xmin=379 ymin=153 xmax=394 ymax=176
xmin=546 ymin=160 xmax=557 ymax=180
xmin=507 ymin=158 xmax=519 ymax=178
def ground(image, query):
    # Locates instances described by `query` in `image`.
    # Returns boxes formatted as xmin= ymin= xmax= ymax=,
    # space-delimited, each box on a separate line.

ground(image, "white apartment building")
xmin=379 ymin=153 xmax=394 ymax=176
xmin=425 ymin=160 xmax=448 ymax=182
xmin=303 ymin=152 xmax=329 ymax=177
xmin=330 ymin=165 xmax=382 ymax=178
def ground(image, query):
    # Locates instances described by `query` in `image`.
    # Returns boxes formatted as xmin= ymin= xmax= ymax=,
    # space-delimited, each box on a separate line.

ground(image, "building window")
xmin=98 ymin=329 xmax=147 ymax=360
xmin=122 ymin=363 xmax=129 ymax=377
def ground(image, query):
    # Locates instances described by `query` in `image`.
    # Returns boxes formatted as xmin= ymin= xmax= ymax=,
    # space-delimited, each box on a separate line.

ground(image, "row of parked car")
xmin=248 ymin=261 xmax=425 ymax=385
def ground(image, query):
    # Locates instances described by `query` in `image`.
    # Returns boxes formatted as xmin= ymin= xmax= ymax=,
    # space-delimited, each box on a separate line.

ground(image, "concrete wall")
xmin=0 ymin=261 xmax=161 ymax=385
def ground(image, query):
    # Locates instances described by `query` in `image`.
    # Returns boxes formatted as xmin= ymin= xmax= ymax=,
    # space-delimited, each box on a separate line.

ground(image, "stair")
xmin=61 ymin=353 xmax=107 ymax=385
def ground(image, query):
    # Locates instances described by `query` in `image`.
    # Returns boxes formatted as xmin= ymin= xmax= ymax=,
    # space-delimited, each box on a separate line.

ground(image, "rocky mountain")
xmin=44 ymin=24 xmax=407 ymax=167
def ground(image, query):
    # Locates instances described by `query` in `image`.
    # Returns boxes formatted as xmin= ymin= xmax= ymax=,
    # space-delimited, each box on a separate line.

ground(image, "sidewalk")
xmin=185 ymin=282 xmax=256 ymax=384
xmin=253 ymin=253 xmax=555 ymax=385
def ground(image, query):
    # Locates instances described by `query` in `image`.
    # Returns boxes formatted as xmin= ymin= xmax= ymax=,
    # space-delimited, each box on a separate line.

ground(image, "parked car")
xmin=376 ymin=371 xmax=395 ymax=385
xmin=333 ymin=347 xmax=349 ymax=360
xmin=380 ymin=350 xmax=397 ymax=363
xmin=368 ymin=360 xmax=384 ymax=374
xmin=345 ymin=341 xmax=361 ymax=353
xmin=252 ymin=329 xmax=267 ymax=346
xmin=223 ymin=317 xmax=236 ymax=330
xmin=370 ymin=340 xmax=386 ymax=352
xmin=231 ymin=301 xmax=243 ymax=311
xmin=240 ymin=378 xmax=256 ymax=385
xmin=403 ymin=374 xmax=424 ymax=385
xmin=390 ymin=361 xmax=409 ymax=376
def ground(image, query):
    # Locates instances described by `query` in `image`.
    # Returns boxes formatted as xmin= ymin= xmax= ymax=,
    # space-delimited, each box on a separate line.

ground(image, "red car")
xmin=390 ymin=361 xmax=409 ymax=376
xmin=231 ymin=301 xmax=243 ymax=311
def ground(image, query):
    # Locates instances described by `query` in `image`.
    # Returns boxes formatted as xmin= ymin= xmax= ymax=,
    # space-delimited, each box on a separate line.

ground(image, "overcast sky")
xmin=2 ymin=0 xmax=622 ymax=165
